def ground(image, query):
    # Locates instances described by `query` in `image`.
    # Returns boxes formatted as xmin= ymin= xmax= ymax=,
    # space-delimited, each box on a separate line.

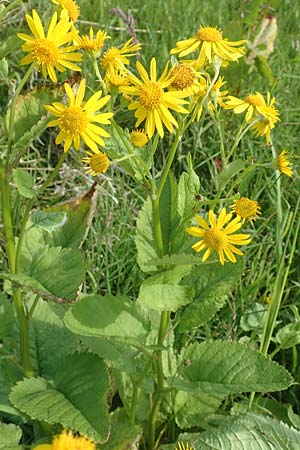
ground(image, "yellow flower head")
xmin=45 ymin=79 xmax=113 ymax=152
xmin=75 ymin=28 xmax=110 ymax=56
xmin=34 ymin=430 xmax=96 ymax=450
xmin=276 ymin=150 xmax=293 ymax=177
xmin=101 ymin=38 xmax=142 ymax=74
xmin=130 ymin=129 xmax=149 ymax=147
xmin=186 ymin=208 xmax=251 ymax=265
xmin=170 ymin=26 xmax=245 ymax=67
xmin=18 ymin=10 xmax=82 ymax=83
xmin=169 ymin=63 xmax=205 ymax=94
xmin=120 ymin=57 xmax=189 ymax=138
xmin=175 ymin=442 xmax=194 ymax=450
xmin=52 ymin=0 xmax=80 ymax=22
xmin=225 ymin=91 xmax=277 ymax=123
xmin=82 ymin=149 xmax=110 ymax=176
xmin=231 ymin=197 xmax=261 ymax=223
xmin=105 ymin=68 xmax=129 ymax=91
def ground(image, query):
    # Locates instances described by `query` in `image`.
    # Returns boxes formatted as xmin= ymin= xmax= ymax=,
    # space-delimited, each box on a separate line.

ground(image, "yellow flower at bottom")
xmin=276 ymin=150 xmax=293 ymax=177
xmin=130 ymin=129 xmax=149 ymax=147
xmin=82 ymin=149 xmax=109 ymax=176
xmin=34 ymin=430 xmax=96 ymax=450
xmin=186 ymin=208 xmax=251 ymax=265
xmin=231 ymin=197 xmax=261 ymax=223
xmin=45 ymin=79 xmax=113 ymax=152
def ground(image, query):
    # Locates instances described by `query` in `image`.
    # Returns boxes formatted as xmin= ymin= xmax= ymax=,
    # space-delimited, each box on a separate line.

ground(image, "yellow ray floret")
xmin=45 ymin=79 xmax=113 ymax=152
xmin=170 ymin=26 xmax=245 ymax=67
xmin=120 ymin=57 xmax=190 ymax=139
xmin=101 ymin=38 xmax=141 ymax=74
xmin=231 ymin=197 xmax=261 ymax=223
xmin=18 ymin=9 xmax=81 ymax=83
xmin=186 ymin=208 xmax=251 ymax=265
xmin=75 ymin=28 xmax=110 ymax=56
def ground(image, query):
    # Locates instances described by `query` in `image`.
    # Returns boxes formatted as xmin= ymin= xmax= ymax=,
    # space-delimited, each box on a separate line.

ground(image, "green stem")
xmin=0 ymin=160 xmax=33 ymax=376
xmin=225 ymin=119 xmax=258 ymax=165
xmin=93 ymin=58 xmax=107 ymax=94
xmin=0 ymin=0 xmax=22 ymax=21
xmin=6 ymin=64 xmax=34 ymax=169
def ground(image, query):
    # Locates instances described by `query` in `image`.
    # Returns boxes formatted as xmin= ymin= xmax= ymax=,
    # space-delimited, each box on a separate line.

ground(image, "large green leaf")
xmin=174 ymin=391 xmax=224 ymax=429
xmin=170 ymin=341 xmax=293 ymax=395
xmin=64 ymin=294 xmax=150 ymax=346
xmin=175 ymin=413 xmax=300 ymax=450
xmin=10 ymin=353 xmax=110 ymax=443
xmin=0 ymin=423 xmax=22 ymax=449
xmin=2 ymin=246 xmax=85 ymax=302
xmin=30 ymin=301 xmax=78 ymax=379
xmin=101 ymin=408 xmax=142 ymax=450
xmin=135 ymin=197 xmax=159 ymax=273
xmin=12 ymin=169 xmax=35 ymax=199
xmin=179 ymin=259 xmax=244 ymax=331
xmin=159 ymin=172 xmax=179 ymax=255
xmin=177 ymin=155 xmax=200 ymax=219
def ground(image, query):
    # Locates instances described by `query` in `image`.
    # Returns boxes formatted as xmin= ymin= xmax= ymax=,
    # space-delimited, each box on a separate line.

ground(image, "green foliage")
xmin=217 ymin=159 xmax=245 ymax=190
xmin=2 ymin=247 xmax=85 ymax=302
xmin=10 ymin=353 xmax=110 ymax=442
xmin=175 ymin=413 xmax=300 ymax=450
xmin=135 ymin=197 xmax=159 ymax=272
xmin=0 ymin=423 xmax=22 ymax=449
xmin=177 ymin=154 xmax=200 ymax=219
xmin=174 ymin=391 xmax=224 ymax=429
xmin=101 ymin=409 xmax=142 ymax=450
xmin=179 ymin=259 xmax=244 ymax=331
xmin=171 ymin=341 xmax=293 ymax=395
xmin=31 ymin=211 xmax=67 ymax=231
xmin=64 ymin=294 xmax=151 ymax=346
xmin=12 ymin=169 xmax=35 ymax=199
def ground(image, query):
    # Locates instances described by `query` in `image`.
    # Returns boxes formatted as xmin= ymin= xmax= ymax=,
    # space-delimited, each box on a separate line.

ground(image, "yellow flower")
xmin=101 ymin=38 xmax=141 ymax=74
xmin=82 ymin=149 xmax=109 ymax=176
xmin=130 ymin=129 xmax=149 ymax=147
xmin=276 ymin=150 xmax=293 ymax=177
xmin=175 ymin=442 xmax=194 ymax=450
xmin=120 ymin=57 xmax=189 ymax=138
xmin=45 ymin=79 xmax=113 ymax=152
xmin=169 ymin=63 xmax=205 ymax=94
xmin=231 ymin=197 xmax=261 ymax=223
xmin=18 ymin=10 xmax=81 ymax=83
xmin=170 ymin=26 xmax=245 ymax=67
xmin=192 ymin=75 xmax=227 ymax=120
xmin=52 ymin=0 xmax=80 ymax=22
xmin=105 ymin=68 xmax=129 ymax=91
xmin=186 ymin=208 xmax=251 ymax=265
xmin=75 ymin=28 xmax=110 ymax=56
xmin=34 ymin=430 xmax=96 ymax=450
xmin=225 ymin=92 xmax=272 ymax=122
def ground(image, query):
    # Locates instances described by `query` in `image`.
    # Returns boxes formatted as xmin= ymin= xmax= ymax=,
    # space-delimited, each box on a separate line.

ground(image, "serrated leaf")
xmin=101 ymin=408 xmax=142 ymax=450
xmin=31 ymin=301 xmax=78 ymax=379
xmin=174 ymin=391 xmax=224 ymax=429
xmin=1 ymin=247 xmax=85 ymax=302
xmin=179 ymin=260 xmax=244 ymax=331
xmin=12 ymin=168 xmax=35 ymax=199
xmin=175 ymin=413 xmax=300 ymax=450
xmin=170 ymin=341 xmax=293 ymax=395
xmin=138 ymin=284 xmax=194 ymax=311
xmin=10 ymin=353 xmax=110 ymax=443
xmin=31 ymin=211 xmax=67 ymax=231
xmin=135 ymin=197 xmax=159 ymax=273
xmin=217 ymin=159 xmax=245 ymax=190
xmin=64 ymin=294 xmax=150 ymax=346
xmin=0 ymin=423 xmax=22 ymax=448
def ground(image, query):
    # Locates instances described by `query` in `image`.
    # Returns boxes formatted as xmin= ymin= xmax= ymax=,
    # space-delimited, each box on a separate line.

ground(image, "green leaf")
xmin=217 ymin=159 xmax=245 ymax=190
xmin=31 ymin=211 xmax=67 ymax=231
xmin=135 ymin=197 xmax=159 ymax=273
xmin=138 ymin=284 xmax=194 ymax=311
xmin=171 ymin=341 xmax=293 ymax=395
xmin=64 ymin=294 xmax=150 ymax=346
xmin=1 ymin=247 xmax=85 ymax=302
xmin=0 ymin=293 xmax=15 ymax=338
xmin=275 ymin=322 xmax=300 ymax=350
xmin=159 ymin=172 xmax=179 ymax=255
xmin=177 ymin=155 xmax=200 ymax=219
xmin=240 ymin=302 xmax=267 ymax=331
xmin=30 ymin=301 xmax=78 ymax=379
xmin=12 ymin=117 xmax=50 ymax=158
xmin=0 ymin=423 xmax=22 ymax=448
xmin=10 ymin=354 xmax=110 ymax=443
xmin=149 ymin=254 xmax=209 ymax=266
xmin=12 ymin=169 xmax=35 ymax=199
xmin=174 ymin=391 xmax=224 ymax=429
xmin=176 ymin=413 xmax=300 ymax=450
xmin=179 ymin=259 xmax=244 ymax=331
xmin=101 ymin=408 xmax=142 ymax=450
